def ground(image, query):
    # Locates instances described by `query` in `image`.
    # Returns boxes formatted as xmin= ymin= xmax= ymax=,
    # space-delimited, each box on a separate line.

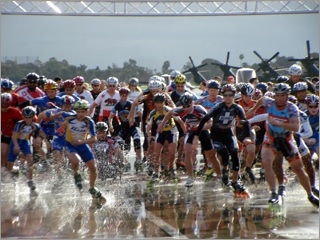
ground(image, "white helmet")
xmin=90 ymin=78 xmax=101 ymax=85
xmin=106 ymin=77 xmax=118 ymax=85
xmin=170 ymin=70 xmax=181 ymax=80
xmin=148 ymin=75 xmax=161 ymax=83
xmin=288 ymin=64 xmax=302 ymax=76
xmin=293 ymin=82 xmax=307 ymax=92
xmin=148 ymin=80 xmax=162 ymax=90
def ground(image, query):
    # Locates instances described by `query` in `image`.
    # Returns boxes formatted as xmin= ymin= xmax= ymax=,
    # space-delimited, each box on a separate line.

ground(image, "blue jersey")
xmin=307 ymin=112 xmax=319 ymax=140
xmin=263 ymin=97 xmax=299 ymax=135
xmin=13 ymin=120 xmax=41 ymax=140
xmin=195 ymin=95 xmax=224 ymax=111
xmin=111 ymin=100 xmax=132 ymax=127
xmin=31 ymin=96 xmax=63 ymax=112
xmin=57 ymin=92 xmax=81 ymax=102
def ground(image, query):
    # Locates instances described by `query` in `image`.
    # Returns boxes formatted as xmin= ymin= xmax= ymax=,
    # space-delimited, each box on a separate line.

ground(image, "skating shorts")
xmin=65 ymin=142 xmax=95 ymax=162
xmin=8 ymin=139 xmax=32 ymax=162
xmin=52 ymin=135 xmax=66 ymax=152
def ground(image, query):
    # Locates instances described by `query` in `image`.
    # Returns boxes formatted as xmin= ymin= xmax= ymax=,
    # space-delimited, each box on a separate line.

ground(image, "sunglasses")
xmin=183 ymin=104 xmax=191 ymax=108
xmin=108 ymin=85 xmax=116 ymax=87
xmin=76 ymin=84 xmax=83 ymax=86
xmin=223 ymin=94 xmax=234 ymax=97
xmin=92 ymin=84 xmax=100 ymax=87
xmin=308 ymin=105 xmax=319 ymax=109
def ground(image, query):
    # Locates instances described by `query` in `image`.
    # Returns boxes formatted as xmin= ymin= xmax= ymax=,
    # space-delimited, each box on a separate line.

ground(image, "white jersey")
xmin=94 ymin=90 xmax=120 ymax=117
xmin=74 ymin=89 xmax=94 ymax=105
xmin=129 ymin=90 xmax=142 ymax=117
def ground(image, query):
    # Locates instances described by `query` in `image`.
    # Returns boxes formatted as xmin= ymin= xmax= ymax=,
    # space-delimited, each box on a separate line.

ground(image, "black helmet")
xmin=38 ymin=75 xmax=48 ymax=88
xmin=221 ymin=84 xmax=236 ymax=94
xmin=22 ymin=106 xmax=37 ymax=118
xmin=153 ymin=93 xmax=166 ymax=103
xmin=207 ymin=80 xmax=221 ymax=89
xmin=19 ymin=78 xmax=28 ymax=86
xmin=179 ymin=92 xmax=193 ymax=107
xmin=276 ymin=75 xmax=289 ymax=83
xmin=256 ymin=82 xmax=268 ymax=92
xmin=26 ymin=72 xmax=39 ymax=83
xmin=129 ymin=77 xmax=139 ymax=86
xmin=96 ymin=122 xmax=108 ymax=132
xmin=273 ymin=83 xmax=291 ymax=94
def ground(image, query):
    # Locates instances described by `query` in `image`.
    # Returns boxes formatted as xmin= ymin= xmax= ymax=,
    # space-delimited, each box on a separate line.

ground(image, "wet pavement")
xmin=1 ymin=164 xmax=319 ymax=239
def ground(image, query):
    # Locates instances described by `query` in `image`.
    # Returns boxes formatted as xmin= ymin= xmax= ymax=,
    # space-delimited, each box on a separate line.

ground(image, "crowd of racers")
xmin=1 ymin=63 xmax=319 ymax=207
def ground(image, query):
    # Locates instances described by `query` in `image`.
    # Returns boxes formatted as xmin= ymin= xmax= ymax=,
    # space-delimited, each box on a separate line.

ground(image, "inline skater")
xmin=246 ymin=83 xmax=319 ymax=207
xmin=194 ymin=84 xmax=250 ymax=198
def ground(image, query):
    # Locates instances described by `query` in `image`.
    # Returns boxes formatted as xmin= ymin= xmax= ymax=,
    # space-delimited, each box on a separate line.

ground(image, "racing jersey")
xmin=1 ymin=107 xmax=23 ymax=137
xmin=94 ymin=90 xmax=120 ymax=118
xmin=62 ymin=112 xmax=97 ymax=142
xmin=147 ymin=106 xmax=176 ymax=132
xmin=170 ymin=89 xmax=198 ymax=105
xmin=307 ymin=111 xmax=319 ymax=141
xmin=262 ymin=96 xmax=299 ymax=136
xmin=74 ymin=89 xmax=94 ymax=105
xmin=111 ymin=100 xmax=133 ymax=127
xmin=31 ymin=95 xmax=63 ymax=112
xmin=14 ymin=85 xmax=45 ymax=104
xmin=172 ymin=105 xmax=207 ymax=132
xmin=13 ymin=120 xmax=41 ymax=140
xmin=195 ymin=95 xmax=223 ymax=111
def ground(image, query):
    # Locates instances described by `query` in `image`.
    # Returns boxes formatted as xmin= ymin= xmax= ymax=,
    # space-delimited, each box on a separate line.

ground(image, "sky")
xmin=1 ymin=13 xmax=319 ymax=73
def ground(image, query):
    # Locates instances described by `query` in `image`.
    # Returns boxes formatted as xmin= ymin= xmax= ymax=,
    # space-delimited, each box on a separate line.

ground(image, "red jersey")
xmin=14 ymin=85 xmax=45 ymax=104
xmin=1 ymin=107 xmax=23 ymax=137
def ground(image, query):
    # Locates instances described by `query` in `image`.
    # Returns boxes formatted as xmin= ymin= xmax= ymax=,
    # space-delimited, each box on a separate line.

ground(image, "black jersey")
xmin=196 ymin=102 xmax=246 ymax=135
xmin=111 ymin=100 xmax=134 ymax=127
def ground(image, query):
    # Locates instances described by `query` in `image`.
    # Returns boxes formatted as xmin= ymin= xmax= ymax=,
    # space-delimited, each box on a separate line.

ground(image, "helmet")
xmin=1 ymin=79 xmax=14 ymax=90
xmin=264 ymin=91 xmax=275 ymax=98
xmin=90 ymin=78 xmax=101 ymax=85
xmin=1 ymin=93 xmax=12 ymax=107
xmin=96 ymin=122 xmax=108 ymax=132
xmin=73 ymin=76 xmax=85 ymax=84
xmin=207 ymin=80 xmax=221 ymax=89
xmin=106 ymin=77 xmax=118 ymax=85
xmin=149 ymin=75 xmax=161 ymax=83
xmin=293 ymin=82 xmax=308 ymax=92
xmin=129 ymin=77 xmax=139 ymax=86
xmin=20 ymin=78 xmax=28 ymax=86
xmin=234 ymin=92 xmax=242 ymax=101
xmin=22 ymin=106 xmax=36 ymax=118
xmin=256 ymin=82 xmax=268 ymax=92
xmin=235 ymin=82 xmax=245 ymax=92
xmin=26 ymin=72 xmax=39 ymax=83
xmin=305 ymin=94 xmax=319 ymax=106
xmin=73 ymin=99 xmax=89 ymax=110
xmin=273 ymin=83 xmax=291 ymax=94
xmin=37 ymin=76 xmax=48 ymax=88
xmin=148 ymin=80 xmax=162 ymax=90
xmin=119 ymin=87 xmax=130 ymax=95
xmin=61 ymin=95 xmax=75 ymax=106
xmin=174 ymin=74 xmax=186 ymax=84
xmin=153 ymin=93 xmax=166 ymax=103
xmin=179 ymin=92 xmax=194 ymax=106
xmin=170 ymin=70 xmax=181 ymax=80
xmin=252 ymin=88 xmax=262 ymax=100
xmin=63 ymin=79 xmax=76 ymax=89
xmin=44 ymin=80 xmax=58 ymax=91
xmin=240 ymin=83 xmax=255 ymax=96
xmin=288 ymin=95 xmax=298 ymax=104
xmin=276 ymin=75 xmax=289 ymax=83
xmin=288 ymin=64 xmax=302 ymax=76
xmin=221 ymin=84 xmax=236 ymax=94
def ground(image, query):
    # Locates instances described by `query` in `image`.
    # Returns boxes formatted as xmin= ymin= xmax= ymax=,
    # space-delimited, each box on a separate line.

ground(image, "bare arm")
xmin=268 ymin=116 xmax=300 ymax=133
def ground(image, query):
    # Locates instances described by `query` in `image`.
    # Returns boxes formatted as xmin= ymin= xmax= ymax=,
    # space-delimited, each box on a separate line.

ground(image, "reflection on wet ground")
xmin=1 ymin=171 xmax=319 ymax=239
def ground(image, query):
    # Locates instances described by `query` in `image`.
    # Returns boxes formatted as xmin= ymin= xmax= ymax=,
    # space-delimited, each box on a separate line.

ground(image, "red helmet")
xmin=119 ymin=87 xmax=130 ymax=95
xmin=73 ymin=76 xmax=85 ymax=84
xmin=63 ymin=79 xmax=76 ymax=89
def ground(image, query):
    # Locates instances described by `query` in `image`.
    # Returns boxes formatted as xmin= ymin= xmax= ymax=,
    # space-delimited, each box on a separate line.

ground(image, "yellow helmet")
xmin=174 ymin=74 xmax=186 ymax=84
xmin=73 ymin=99 xmax=89 ymax=110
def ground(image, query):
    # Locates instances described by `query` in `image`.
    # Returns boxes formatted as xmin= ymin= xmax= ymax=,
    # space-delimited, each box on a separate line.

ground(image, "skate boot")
xmin=134 ymin=160 xmax=143 ymax=173
xmin=308 ymin=194 xmax=319 ymax=208
xmin=74 ymin=173 xmax=83 ymax=190
xmin=146 ymin=163 xmax=154 ymax=177
xmin=185 ymin=176 xmax=194 ymax=188
xmin=245 ymin=167 xmax=256 ymax=184
xmin=278 ymin=185 xmax=286 ymax=197
xmin=27 ymin=180 xmax=36 ymax=191
xmin=268 ymin=192 xmax=279 ymax=205
xmin=222 ymin=169 xmax=230 ymax=187
xmin=311 ymin=186 xmax=319 ymax=197
xmin=231 ymin=181 xmax=250 ymax=198
xmin=204 ymin=168 xmax=214 ymax=182
xmin=89 ymin=188 xmax=106 ymax=205
xmin=259 ymin=168 xmax=265 ymax=182
xmin=38 ymin=160 xmax=49 ymax=173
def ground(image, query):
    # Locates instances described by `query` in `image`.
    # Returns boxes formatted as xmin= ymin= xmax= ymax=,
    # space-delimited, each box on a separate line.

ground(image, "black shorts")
xmin=1 ymin=135 xmax=11 ymax=145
